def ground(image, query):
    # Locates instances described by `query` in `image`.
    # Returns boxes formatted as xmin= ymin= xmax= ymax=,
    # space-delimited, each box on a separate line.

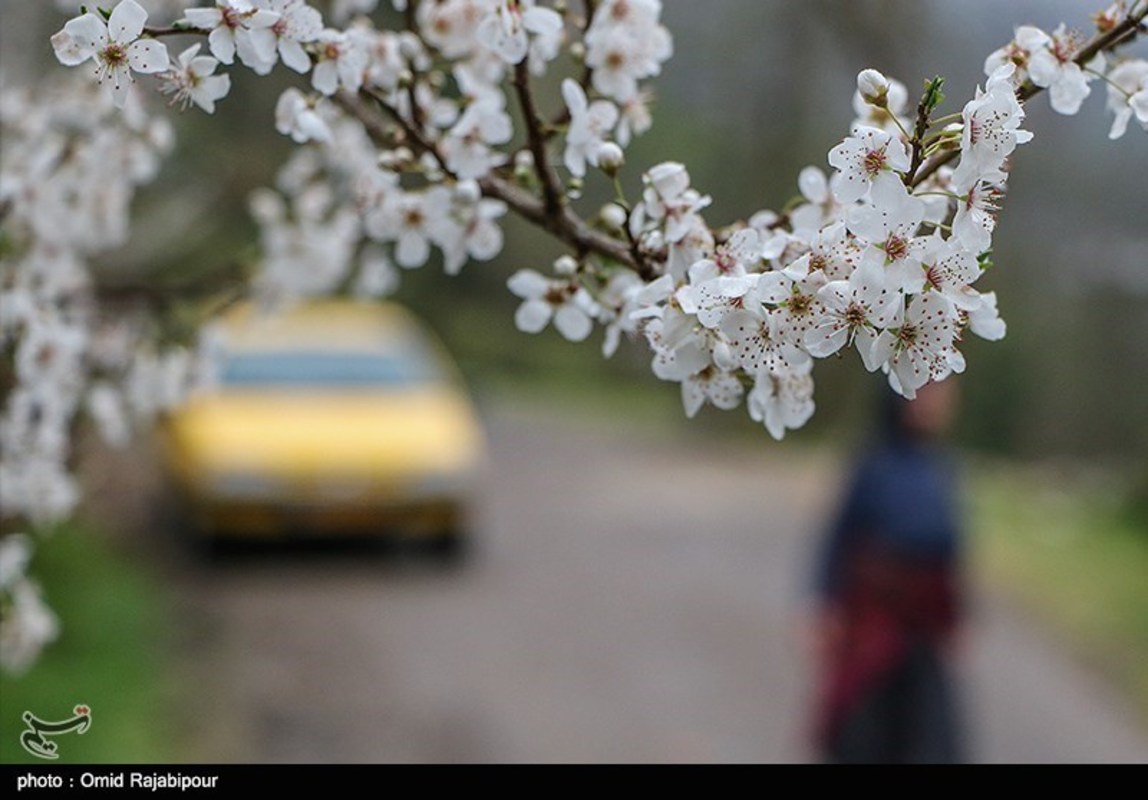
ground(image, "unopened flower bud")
xmin=857 ymin=69 xmax=890 ymax=107
xmin=1092 ymin=5 xmax=1121 ymax=33
xmin=378 ymin=147 xmax=414 ymax=168
xmin=454 ymin=179 xmax=482 ymax=204
xmin=513 ymin=149 xmax=534 ymax=183
xmin=553 ymin=255 xmax=579 ymax=277
xmin=596 ymin=141 xmax=625 ymax=176
xmin=599 ymin=203 xmax=628 ymax=231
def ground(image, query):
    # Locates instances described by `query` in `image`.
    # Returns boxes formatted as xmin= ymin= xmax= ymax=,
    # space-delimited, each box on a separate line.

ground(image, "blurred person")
xmin=809 ymin=380 xmax=966 ymax=763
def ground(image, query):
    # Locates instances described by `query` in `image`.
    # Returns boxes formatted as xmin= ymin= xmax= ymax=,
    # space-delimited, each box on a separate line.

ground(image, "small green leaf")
xmin=977 ymin=250 xmax=995 ymax=271
xmin=922 ymin=76 xmax=946 ymax=114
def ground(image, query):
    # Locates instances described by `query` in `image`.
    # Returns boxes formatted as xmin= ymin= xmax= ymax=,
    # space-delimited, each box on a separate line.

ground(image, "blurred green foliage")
xmin=0 ymin=525 xmax=179 ymax=764
xmin=971 ymin=462 xmax=1148 ymax=717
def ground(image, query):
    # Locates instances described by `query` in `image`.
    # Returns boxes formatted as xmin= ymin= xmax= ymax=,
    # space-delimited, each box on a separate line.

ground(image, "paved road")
xmin=165 ymin=404 xmax=1148 ymax=763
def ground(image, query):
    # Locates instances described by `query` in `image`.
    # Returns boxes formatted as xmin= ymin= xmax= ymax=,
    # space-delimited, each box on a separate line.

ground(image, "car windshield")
xmin=221 ymin=348 xmax=442 ymax=389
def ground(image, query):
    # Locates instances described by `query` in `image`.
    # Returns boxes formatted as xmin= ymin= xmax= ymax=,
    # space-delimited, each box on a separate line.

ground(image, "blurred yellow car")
xmin=161 ymin=300 xmax=485 ymax=555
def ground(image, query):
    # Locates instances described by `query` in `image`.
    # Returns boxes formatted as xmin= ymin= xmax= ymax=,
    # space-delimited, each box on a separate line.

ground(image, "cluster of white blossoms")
xmin=0 ymin=0 xmax=1143 ymax=671
xmin=0 ymin=76 xmax=191 ymax=525
xmin=0 ymin=72 xmax=214 ymax=669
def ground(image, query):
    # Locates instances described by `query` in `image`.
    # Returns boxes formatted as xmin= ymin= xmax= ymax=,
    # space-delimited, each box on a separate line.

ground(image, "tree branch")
xmin=911 ymin=5 xmax=1147 ymax=188
xmin=478 ymin=174 xmax=640 ymax=272
xmin=142 ymin=25 xmax=202 ymax=38
xmin=513 ymin=60 xmax=566 ymax=219
xmin=334 ymin=88 xmax=641 ymax=273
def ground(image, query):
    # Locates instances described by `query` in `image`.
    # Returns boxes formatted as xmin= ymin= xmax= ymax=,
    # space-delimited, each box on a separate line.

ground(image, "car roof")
xmin=220 ymin=300 xmax=429 ymax=354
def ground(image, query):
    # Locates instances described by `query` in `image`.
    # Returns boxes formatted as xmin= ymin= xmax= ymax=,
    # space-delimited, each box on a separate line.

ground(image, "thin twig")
xmin=142 ymin=26 xmax=200 ymax=38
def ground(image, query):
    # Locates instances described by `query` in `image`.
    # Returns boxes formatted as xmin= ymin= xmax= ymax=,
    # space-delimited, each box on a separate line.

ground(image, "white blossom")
xmin=255 ymin=0 xmax=324 ymax=75
xmin=51 ymin=0 xmax=170 ymax=108
xmin=184 ymin=0 xmax=280 ymax=68
xmin=1027 ymin=24 xmax=1095 ymax=115
xmin=806 ymin=265 xmax=903 ymax=370
xmin=584 ymin=0 xmax=672 ymax=102
xmin=311 ymin=28 xmax=370 ymax=95
xmin=562 ymin=80 xmax=619 ymax=178
xmin=274 ymin=87 xmax=333 ymax=143
xmin=476 ymin=0 xmax=564 ymax=68
xmin=748 ymin=361 xmax=815 ymax=441
xmin=158 ymin=44 xmax=231 ymax=113
xmin=1105 ymin=59 xmax=1148 ymax=138
xmin=828 ymin=126 xmax=911 ymax=204
xmin=955 ymin=65 xmax=1033 ymax=176
xmin=508 ymin=270 xmax=599 ymax=342
xmin=869 ymin=293 xmax=960 ymax=399
xmin=847 ymin=178 xmax=928 ymax=292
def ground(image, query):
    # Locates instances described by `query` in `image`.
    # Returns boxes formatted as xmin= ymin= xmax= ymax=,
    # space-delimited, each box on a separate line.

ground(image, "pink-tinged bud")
xmin=857 ymin=69 xmax=890 ymax=107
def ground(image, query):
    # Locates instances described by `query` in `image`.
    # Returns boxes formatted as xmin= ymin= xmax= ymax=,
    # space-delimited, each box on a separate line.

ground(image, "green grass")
xmin=969 ymin=462 xmax=1148 ymax=719
xmin=0 ymin=525 xmax=178 ymax=764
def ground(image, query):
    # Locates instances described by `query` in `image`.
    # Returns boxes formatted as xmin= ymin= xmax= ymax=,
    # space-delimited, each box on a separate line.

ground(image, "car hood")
xmin=164 ymin=388 xmax=484 ymax=481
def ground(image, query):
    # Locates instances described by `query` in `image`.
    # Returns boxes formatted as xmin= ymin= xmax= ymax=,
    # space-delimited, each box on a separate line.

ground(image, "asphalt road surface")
xmin=161 ymin=404 xmax=1148 ymax=763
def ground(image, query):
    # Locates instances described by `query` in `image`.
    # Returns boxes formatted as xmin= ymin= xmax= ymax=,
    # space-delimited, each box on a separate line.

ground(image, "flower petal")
xmin=108 ymin=0 xmax=147 ymax=44
xmin=54 ymin=14 xmax=108 ymax=64
xmin=208 ymin=27 xmax=236 ymax=64
xmin=507 ymin=269 xmax=549 ymax=300
xmin=515 ymin=299 xmax=552 ymax=334
xmin=681 ymin=379 xmax=706 ymax=418
xmin=554 ymin=305 xmax=593 ymax=342
xmin=279 ymin=38 xmax=312 ymax=74
xmin=109 ymin=71 xmax=132 ymax=108
xmin=128 ymin=39 xmax=169 ymax=74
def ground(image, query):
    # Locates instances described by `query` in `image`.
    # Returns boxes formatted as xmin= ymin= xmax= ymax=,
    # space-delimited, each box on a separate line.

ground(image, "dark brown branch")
xmin=336 ymin=87 xmax=453 ymax=176
xmin=142 ymin=25 xmax=202 ymax=38
xmin=513 ymin=60 xmax=566 ymax=219
xmin=478 ymin=174 xmax=640 ymax=273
